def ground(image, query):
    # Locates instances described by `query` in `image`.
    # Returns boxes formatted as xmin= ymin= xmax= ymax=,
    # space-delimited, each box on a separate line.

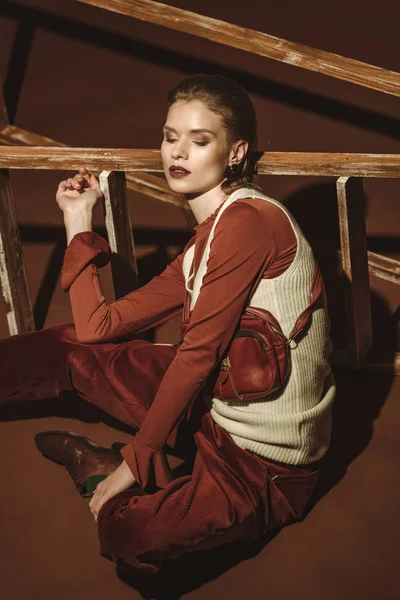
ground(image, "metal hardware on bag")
xmin=220 ymin=356 xmax=231 ymax=370
xmin=288 ymin=338 xmax=298 ymax=349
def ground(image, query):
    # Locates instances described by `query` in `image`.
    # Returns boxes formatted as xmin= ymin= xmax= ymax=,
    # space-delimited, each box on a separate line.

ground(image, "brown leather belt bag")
xmin=179 ymin=266 xmax=323 ymax=402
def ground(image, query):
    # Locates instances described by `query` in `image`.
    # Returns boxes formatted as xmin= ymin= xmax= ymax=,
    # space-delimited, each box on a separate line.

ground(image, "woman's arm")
xmin=64 ymin=233 xmax=188 ymax=342
xmin=57 ymin=168 xmax=188 ymax=342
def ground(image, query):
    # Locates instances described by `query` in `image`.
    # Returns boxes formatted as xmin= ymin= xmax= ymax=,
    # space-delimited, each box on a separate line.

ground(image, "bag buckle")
xmin=220 ymin=356 xmax=231 ymax=371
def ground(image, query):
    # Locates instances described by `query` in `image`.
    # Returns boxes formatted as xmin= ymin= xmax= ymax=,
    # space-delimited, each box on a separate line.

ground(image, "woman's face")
xmin=161 ymin=100 xmax=231 ymax=197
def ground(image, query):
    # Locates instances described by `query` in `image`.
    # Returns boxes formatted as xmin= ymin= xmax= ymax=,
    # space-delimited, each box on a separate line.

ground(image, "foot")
xmin=34 ymin=431 xmax=124 ymax=497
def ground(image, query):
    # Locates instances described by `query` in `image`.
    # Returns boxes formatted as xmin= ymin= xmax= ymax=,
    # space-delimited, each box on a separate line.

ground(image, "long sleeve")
xmin=61 ymin=231 xmax=190 ymax=343
xmin=120 ymin=201 xmax=291 ymax=489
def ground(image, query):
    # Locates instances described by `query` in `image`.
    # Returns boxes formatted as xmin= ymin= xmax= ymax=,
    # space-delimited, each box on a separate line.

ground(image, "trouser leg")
xmin=97 ymin=411 xmax=320 ymax=575
xmin=0 ymin=323 xmax=181 ymax=447
xmin=0 ymin=324 xmax=75 ymax=403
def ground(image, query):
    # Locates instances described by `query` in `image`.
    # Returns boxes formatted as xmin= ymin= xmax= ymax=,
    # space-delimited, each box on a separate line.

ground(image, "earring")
xmin=228 ymin=163 xmax=240 ymax=177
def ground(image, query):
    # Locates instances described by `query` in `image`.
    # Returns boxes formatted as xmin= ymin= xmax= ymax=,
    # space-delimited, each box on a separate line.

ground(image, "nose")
xmin=171 ymin=139 xmax=188 ymax=161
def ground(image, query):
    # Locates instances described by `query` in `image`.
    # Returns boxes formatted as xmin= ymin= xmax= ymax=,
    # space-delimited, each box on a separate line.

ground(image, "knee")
xmin=97 ymin=489 xmax=159 ymax=574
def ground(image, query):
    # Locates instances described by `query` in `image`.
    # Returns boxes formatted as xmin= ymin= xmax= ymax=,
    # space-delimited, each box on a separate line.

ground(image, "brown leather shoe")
xmin=34 ymin=431 xmax=124 ymax=497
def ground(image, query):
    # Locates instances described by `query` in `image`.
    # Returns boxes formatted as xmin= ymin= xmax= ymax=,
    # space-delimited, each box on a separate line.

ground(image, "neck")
xmin=185 ymin=182 xmax=228 ymax=225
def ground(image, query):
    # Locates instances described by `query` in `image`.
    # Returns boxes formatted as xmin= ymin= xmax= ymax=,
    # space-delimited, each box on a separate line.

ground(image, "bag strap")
xmin=288 ymin=266 xmax=324 ymax=342
xmin=247 ymin=250 xmax=324 ymax=342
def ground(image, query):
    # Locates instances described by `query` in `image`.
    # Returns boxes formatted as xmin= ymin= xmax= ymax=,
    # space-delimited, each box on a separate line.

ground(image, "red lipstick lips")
xmin=169 ymin=166 xmax=191 ymax=179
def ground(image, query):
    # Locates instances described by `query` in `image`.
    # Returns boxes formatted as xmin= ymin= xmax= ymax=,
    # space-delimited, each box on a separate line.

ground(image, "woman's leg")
xmin=0 ymin=323 xmax=180 ymax=445
xmin=0 ymin=324 xmax=75 ymax=403
xmin=97 ymin=410 xmax=321 ymax=575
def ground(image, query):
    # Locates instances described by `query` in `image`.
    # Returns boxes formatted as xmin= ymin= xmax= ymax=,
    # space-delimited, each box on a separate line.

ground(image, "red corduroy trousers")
xmin=0 ymin=324 xmax=322 ymax=574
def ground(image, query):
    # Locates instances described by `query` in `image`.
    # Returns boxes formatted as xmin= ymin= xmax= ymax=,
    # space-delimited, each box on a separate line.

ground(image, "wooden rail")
xmin=78 ymin=0 xmax=400 ymax=97
xmin=368 ymin=251 xmax=400 ymax=286
xmin=0 ymin=125 xmax=184 ymax=208
xmin=0 ymin=146 xmax=399 ymax=177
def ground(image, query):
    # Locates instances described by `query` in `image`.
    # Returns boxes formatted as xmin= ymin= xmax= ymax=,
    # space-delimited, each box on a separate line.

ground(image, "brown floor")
xmin=0 ymin=1 xmax=399 ymax=599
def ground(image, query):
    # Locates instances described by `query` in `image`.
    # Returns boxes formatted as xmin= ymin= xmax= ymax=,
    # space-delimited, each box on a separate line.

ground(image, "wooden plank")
xmin=362 ymin=352 xmax=400 ymax=375
xmin=99 ymin=170 xmax=138 ymax=298
xmin=78 ymin=0 xmax=400 ymax=97
xmin=126 ymin=171 xmax=185 ymax=209
xmin=0 ymin=126 xmax=185 ymax=208
xmin=0 ymin=78 xmax=9 ymax=130
xmin=0 ymin=169 xmax=35 ymax=335
xmin=0 ymin=125 xmax=65 ymax=147
xmin=0 ymin=146 xmax=399 ymax=177
xmin=368 ymin=251 xmax=400 ymax=286
xmin=337 ymin=177 xmax=373 ymax=367
xmin=0 ymin=146 xmax=162 ymax=171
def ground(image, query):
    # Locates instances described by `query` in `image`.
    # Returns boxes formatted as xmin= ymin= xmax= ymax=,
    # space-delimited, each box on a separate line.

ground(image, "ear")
xmin=229 ymin=140 xmax=248 ymax=165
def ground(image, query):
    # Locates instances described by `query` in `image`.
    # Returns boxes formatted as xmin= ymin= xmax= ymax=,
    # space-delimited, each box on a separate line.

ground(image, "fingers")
xmin=78 ymin=166 xmax=92 ymax=187
xmin=58 ymin=170 xmax=89 ymax=193
xmin=89 ymin=481 xmax=104 ymax=522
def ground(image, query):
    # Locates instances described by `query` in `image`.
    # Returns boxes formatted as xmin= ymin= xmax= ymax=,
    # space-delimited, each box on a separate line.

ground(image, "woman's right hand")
xmin=56 ymin=166 xmax=103 ymax=215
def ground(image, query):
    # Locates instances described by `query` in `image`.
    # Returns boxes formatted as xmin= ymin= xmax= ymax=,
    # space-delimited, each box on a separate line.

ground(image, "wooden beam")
xmin=0 ymin=169 xmax=35 ymax=334
xmin=0 ymin=146 xmax=399 ymax=177
xmin=368 ymin=251 xmax=400 ymax=286
xmin=0 ymin=146 xmax=162 ymax=171
xmin=362 ymin=352 xmax=400 ymax=375
xmin=78 ymin=0 xmax=400 ymax=97
xmin=0 ymin=126 xmax=184 ymax=207
xmin=337 ymin=177 xmax=373 ymax=367
xmin=126 ymin=171 xmax=185 ymax=209
xmin=0 ymin=79 xmax=9 ymax=131
xmin=0 ymin=125 xmax=65 ymax=147
xmin=99 ymin=170 xmax=139 ymax=298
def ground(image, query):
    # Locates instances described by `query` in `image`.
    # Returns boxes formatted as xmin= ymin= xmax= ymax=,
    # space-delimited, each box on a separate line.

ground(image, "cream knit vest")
xmin=183 ymin=187 xmax=336 ymax=465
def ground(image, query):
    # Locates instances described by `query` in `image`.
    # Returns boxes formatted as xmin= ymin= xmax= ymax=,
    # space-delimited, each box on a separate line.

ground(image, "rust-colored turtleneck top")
xmin=60 ymin=197 xmax=297 ymax=489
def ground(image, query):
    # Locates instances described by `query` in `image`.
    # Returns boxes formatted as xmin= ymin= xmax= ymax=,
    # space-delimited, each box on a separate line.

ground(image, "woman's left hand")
xmin=89 ymin=460 xmax=136 ymax=521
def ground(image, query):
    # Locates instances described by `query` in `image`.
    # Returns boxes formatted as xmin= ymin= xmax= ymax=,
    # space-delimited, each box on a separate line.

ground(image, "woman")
xmin=1 ymin=74 xmax=335 ymax=573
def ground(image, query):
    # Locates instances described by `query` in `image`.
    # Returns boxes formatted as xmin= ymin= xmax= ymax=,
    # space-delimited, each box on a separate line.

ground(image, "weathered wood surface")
xmin=0 ymin=146 xmax=162 ymax=171
xmin=368 ymin=251 xmax=400 ymax=286
xmin=0 ymin=125 xmax=65 ymax=147
xmin=0 ymin=127 xmax=184 ymax=206
xmin=100 ymin=170 xmax=139 ymax=298
xmin=337 ymin=177 xmax=373 ymax=368
xmin=0 ymin=169 xmax=35 ymax=335
xmin=78 ymin=0 xmax=400 ymax=97
xmin=0 ymin=146 xmax=399 ymax=177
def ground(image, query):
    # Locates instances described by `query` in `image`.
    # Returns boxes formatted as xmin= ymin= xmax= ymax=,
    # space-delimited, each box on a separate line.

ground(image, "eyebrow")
xmin=162 ymin=126 xmax=216 ymax=136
